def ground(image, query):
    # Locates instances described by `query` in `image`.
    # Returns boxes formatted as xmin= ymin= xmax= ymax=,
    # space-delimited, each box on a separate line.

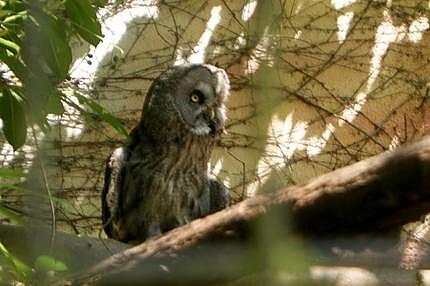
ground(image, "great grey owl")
xmin=101 ymin=64 xmax=230 ymax=243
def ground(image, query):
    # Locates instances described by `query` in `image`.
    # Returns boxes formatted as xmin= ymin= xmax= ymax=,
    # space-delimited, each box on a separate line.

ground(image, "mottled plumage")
xmin=101 ymin=64 xmax=230 ymax=243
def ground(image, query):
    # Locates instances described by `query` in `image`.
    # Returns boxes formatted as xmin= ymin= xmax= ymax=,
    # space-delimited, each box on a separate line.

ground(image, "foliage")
xmin=0 ymin=165 xmax=72 ymax=284
xmin=0 ymin=241 xmax=68 ymax=285
xmin=0 ymin=166 xmax=24 ymax=225
xmin=0 ymin=242 xmax=31 ymax=284
xmin=0 ymin=1 xmax=113 ymax=284
xmin=0 ymin=0 xmax=125 ymax=150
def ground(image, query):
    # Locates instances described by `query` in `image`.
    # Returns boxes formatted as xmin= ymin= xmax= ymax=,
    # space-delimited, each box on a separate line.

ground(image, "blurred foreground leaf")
xmin=0 ymin=0 xmax=109 ymax=149
xmin=71 ymin=92 xmax=128 ymax=138
xmin=0 ymin=168 xmax=25 ymax=177
xmin=0 ymin=203 xmax=24 ymax=224
xmin=0 ymin=88 xmax=27 ymax=150
xmin=34 ymin=255 xmax=68 ymax=273
xmin=0 ymin=242 xmax=32 ymax=280
xmin=65 ymin=0 xmax=102 ymax=46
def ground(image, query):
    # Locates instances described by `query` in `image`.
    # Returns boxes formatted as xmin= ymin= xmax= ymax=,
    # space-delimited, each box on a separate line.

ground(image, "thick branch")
xmin=67 ymin=136 xmax=430 ymax=285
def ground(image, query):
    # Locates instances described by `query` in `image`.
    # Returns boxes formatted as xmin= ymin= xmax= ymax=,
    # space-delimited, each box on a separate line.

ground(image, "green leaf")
xmin=0 ymin=48 xmax=26 ymax=81
xmin=0 ymin=203 xmax=23 ymax=225
xmin=0 ymin=183 xmax=25 ymax=191
xmin=0 ymin=242 xmax=31 ymax=278
xmin=65 ymin=0 xmax=102 ymax=46
xmin=0 ymin=37 xmax=19 ymax=53
xmin=2 ymin=10 xmax=27 ymax=27
xmin=34 ymin=255 xmax=67 ymax=273
xmin=26 ymin=7 xmax=72 ymax=81
xmin=0 ymin=89 xmax=27 ymax=150
xmin=23 ymin=72 xmax=58 ymax=125
xmin=92 ymin=0 xmax=108 ymax=7
xmin=68 ymin=93 xmax=128 ymax=138
xmin=46 ymin=92 xmax=65 ymax=115
xmin=0 ymin=168 xmax=25 ymax=177
xmin=61 ymin=94 xmax=99 ymax=127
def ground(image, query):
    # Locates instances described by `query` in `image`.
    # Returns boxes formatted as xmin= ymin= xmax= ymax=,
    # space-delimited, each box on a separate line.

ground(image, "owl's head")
xmin=142 ymin=64 xmax=230 ymax=137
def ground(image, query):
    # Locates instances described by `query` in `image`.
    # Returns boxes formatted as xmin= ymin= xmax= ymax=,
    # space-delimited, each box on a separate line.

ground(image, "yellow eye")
xmin=190 ymin=93 xmax=200 ymax=103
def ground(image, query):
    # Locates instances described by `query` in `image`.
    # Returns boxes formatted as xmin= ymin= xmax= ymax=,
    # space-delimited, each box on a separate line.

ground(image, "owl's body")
xmin=102 ymin=64 xmax=230 ymax=243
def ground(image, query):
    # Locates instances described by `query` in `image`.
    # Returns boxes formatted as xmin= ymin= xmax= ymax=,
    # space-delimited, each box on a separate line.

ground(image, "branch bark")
xmin=65 ymin=136 xmax=430 ymax=285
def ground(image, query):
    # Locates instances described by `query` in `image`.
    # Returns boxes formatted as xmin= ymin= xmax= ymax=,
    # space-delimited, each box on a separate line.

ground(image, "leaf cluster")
xmin=0 ymin=0 xmax=108 ymax=150
xmin=0 ymin=241 xmax=68 ymax=285
xmin=0 ymin=167 xmax=69 ymax=285
xmin=0 ymin=1 xmax=119 ymax=283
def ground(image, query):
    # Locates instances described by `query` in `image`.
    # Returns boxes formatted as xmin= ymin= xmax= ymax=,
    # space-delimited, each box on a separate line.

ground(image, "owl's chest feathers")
xmin=127 ymin=134 xmax=214 ymax=219
xmin=136 ymin=134 xmax=212 ymax=176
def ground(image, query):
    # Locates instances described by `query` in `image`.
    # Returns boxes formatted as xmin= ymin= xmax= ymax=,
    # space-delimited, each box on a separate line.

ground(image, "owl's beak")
xmin=208 ymin=108 xmax=215 ymax=120
xmin=204 ymin=107 xmax=220 ymax=136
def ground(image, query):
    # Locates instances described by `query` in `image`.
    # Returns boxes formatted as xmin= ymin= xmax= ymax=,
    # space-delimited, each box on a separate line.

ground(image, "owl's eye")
xmin=189 ymin=90 xmax=204 ymax=104
xmin=190 ymin=94 xmax=199 ymax=103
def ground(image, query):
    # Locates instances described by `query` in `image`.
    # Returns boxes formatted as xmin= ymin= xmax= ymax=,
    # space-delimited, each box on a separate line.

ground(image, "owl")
xmin=101 ymin=64 xmax=230 ymax=243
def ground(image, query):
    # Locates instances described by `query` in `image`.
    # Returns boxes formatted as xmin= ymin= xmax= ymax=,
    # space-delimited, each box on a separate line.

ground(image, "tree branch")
xmin=65 ymin=136 xmax=430 ymax=285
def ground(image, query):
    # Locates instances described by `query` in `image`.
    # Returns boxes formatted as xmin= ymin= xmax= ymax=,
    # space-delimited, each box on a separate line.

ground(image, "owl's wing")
xmin=208 ymin=178 xmax=229 ymax=213
xmin=101 ymin=146 xmax=129 ymax=238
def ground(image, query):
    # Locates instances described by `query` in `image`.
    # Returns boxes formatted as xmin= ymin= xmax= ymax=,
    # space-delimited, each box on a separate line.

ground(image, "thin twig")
xmin=31 ymin=125 xmax=56 ymax=254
